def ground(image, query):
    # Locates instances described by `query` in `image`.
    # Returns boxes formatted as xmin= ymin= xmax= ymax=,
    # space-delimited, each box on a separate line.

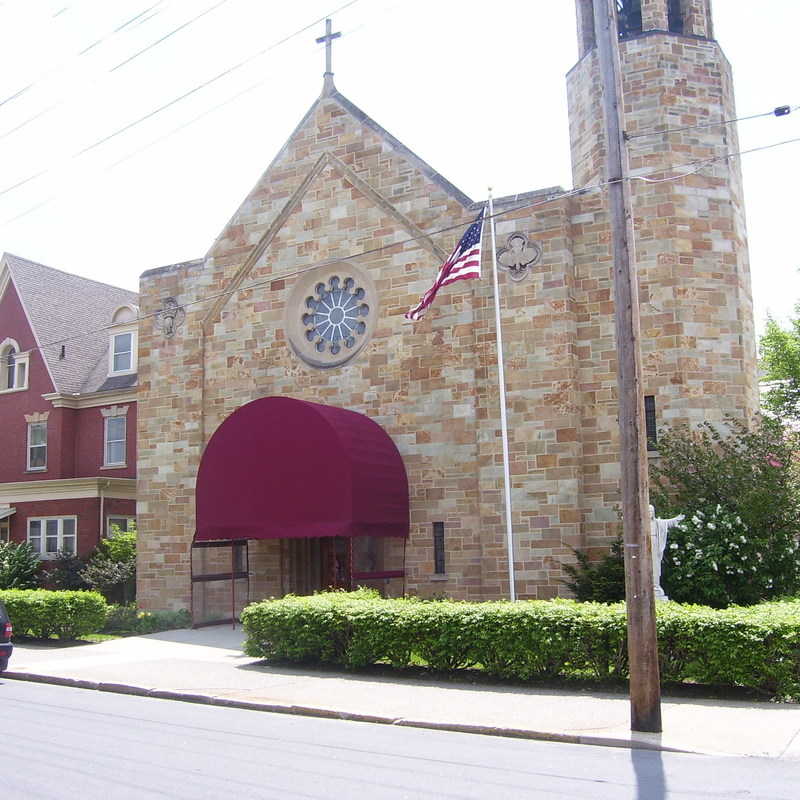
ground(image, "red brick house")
xmin=0 ymin=253 xmax=137 ymax=559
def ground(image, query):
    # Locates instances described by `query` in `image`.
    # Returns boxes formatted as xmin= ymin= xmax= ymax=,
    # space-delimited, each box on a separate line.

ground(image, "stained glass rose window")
xmin=302 ymin=276 xmax=369 ymax=355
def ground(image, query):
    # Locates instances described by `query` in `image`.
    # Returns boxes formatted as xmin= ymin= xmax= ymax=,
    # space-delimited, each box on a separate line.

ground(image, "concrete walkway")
xmin=5 ymin=625 xmax=800 ymax=760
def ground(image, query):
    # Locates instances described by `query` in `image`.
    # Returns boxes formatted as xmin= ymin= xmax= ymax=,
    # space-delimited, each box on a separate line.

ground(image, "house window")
xmin=107 ymin=516 xmax=135 ymax=537
xmin=111 ymin=332 xmax=133 ymax=373
xmin=28 ymin=517 xmax=76 ymax=558
xmin=27 ymin=421 xmax=47 ymax=470
xmin=108 ymin=305 xmax=138 ymax=376
xmin=0 ymin=520 xmax=9 ymax=543
xmin=644 ymin=395 xmax=658 ymax=450
xmin=5 ymin=347 xmax=14 ymax=388
xmin=433 ymin=521 xmax=446 ymax=574
xmin=104 ymin=415 xmax=127 ymax=466
xmin=0 ymin=339 xmax=29 ymax=392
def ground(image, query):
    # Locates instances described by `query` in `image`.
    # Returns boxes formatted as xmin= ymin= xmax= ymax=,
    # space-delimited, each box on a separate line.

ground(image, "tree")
xmin=760 ymin=310 xmax=800 ymax=422
xmin=650 ymin=416 xmax=800 ymax=606
xmin=80 ymin=525 xmax=137 ymax=604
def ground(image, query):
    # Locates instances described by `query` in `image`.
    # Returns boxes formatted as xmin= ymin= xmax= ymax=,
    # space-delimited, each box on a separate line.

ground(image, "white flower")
xmin=707 ymin=522 xmax=716 ymax=530
xmin=670 ymin=542 xmax=679 ymax=550
xmin=716 ymin=504 xmax=722 ymax=513
xmin=712 ymin=561 xmax=718 ymax=571
xmin=691 ymin=516 xmax=701 ymax=525
xmin=740 ymin=536 xmax=746 ymax=544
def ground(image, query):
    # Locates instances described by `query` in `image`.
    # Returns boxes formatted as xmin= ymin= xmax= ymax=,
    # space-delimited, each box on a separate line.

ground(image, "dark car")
xmin=0 ymin=601 xmax=12 ymax=672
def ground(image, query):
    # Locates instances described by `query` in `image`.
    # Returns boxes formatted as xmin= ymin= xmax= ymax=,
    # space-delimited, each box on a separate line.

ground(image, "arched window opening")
xmin=617 ymin=0 xmax=642 ymax=38
xmin=668 ymin=0 xmax=684 ymax=33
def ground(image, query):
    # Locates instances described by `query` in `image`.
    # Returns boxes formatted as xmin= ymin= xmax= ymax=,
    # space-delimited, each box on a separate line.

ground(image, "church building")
xmin=137 ymin=0 xmax=758 ymax=621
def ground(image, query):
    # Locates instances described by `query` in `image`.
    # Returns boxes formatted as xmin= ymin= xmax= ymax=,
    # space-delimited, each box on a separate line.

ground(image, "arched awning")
xmin=195 ymin=396 xmax=409 ymax=542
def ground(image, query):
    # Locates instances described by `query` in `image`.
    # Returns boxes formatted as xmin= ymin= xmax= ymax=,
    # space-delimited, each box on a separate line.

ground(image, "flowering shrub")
xmin=651 ymin=416 xmax=800 ymax=607
xmin=661 ymin=505 xmax=797 ymax=606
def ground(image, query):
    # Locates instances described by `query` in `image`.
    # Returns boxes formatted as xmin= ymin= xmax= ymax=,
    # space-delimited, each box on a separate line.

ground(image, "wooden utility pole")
xmin=592 ymin=0 xmax=662 ymax=732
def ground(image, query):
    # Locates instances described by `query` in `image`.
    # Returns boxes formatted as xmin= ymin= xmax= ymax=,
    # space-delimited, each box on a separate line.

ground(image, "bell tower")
xmin=567 ymin=0 xmax=758 ymax=428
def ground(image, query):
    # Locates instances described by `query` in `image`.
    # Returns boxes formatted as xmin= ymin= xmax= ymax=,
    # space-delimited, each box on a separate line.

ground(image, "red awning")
xmin=195 ymin=396 xmax=409 ymax=542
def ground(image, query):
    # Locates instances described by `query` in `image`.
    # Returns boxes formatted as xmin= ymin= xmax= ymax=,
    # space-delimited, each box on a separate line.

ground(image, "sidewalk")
xmin=4 ymin=625 xmax=800 ymax=759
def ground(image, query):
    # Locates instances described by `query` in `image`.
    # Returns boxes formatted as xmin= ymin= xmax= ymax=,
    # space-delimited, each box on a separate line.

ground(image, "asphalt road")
xmin=2 ymin=678 xmax=798 ymax=800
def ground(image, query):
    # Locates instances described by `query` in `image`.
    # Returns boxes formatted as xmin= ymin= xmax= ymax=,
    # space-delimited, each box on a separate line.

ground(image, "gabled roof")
xmin=326 ymin=88 xmax=473 ymax=209
xmin=1 ymin=253 xmax=138 ymax=395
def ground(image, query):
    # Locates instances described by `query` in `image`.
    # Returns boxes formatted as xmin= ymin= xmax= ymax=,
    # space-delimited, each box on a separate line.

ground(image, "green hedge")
xmin=103 ymin=604 xmax=191 ymax=634
xmin=241 ymin=591 xmax=800 ymax=697
xmin=0 ymin=589 xmax=108 ymax=640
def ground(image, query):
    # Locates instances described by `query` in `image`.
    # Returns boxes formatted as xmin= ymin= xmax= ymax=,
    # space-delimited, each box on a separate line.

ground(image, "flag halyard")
xmin=405 ymin=208 xmax=485 ymax=321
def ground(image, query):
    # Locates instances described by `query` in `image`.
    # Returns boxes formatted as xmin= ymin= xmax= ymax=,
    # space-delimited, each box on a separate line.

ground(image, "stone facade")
xmin=137 ymin=0 xmax=758 ymax=613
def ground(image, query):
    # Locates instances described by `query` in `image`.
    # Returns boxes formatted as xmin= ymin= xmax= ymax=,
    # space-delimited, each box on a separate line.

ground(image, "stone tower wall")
xmin=567 ymin=0 xmax=758 ymax=449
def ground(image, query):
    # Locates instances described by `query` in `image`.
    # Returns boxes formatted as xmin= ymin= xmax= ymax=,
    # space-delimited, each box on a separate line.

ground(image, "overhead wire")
xmin=11 ymin=130 xmax=800 ymax=361
xmin=109 ymin=0 xmax=230 ymax=73
xmin=0 ymin=0 xmax=361 ymax=197
xmin=0 ymin=1 xmax=167 ymax=110
xmin=625 ymin=104 xmax=798 ymax=141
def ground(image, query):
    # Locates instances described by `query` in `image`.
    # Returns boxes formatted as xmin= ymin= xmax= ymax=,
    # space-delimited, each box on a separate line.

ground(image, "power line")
xmin=109 ymin=0 xmax=230 ymax=73
xmin=0 ymin=0 xmax=360 ymax=198
xmin=0 ymin=2 xmax=167 ymax=110
xmin=626 ymin=104 xmax=798 ymax=142
xmin=14 ymin=131 xmax=800 ymax=358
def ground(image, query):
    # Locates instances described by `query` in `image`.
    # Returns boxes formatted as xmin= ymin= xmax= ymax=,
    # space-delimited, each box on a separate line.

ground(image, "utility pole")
xmin=592 ymin=0 xmax=662 ymax=732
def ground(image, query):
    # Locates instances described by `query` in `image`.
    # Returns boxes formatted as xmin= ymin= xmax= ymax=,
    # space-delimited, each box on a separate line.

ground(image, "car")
xmin=0 ymin=600 xmax=12 ymax=672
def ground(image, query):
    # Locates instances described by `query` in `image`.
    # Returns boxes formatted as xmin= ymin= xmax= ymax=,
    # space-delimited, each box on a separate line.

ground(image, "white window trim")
xmin=27 ymin=516 xmax=77 ymax=560
xmin=103 ymin=414 xmax=127 ymax=467
xmin=106 ymin=515 xmax=136 ymax=537
xmin=0 ymin=338 xmax=29 ymax=393
xmin=26 ymin=420 xmax=47 ymax=472
xmin=108 ymin=327 xmax=137 ymax=376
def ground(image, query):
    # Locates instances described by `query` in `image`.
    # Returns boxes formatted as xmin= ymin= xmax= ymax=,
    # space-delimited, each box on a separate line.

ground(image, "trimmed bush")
xmin=241 ymin=591 xmax=800 ymax=697
xmin=0 ymin=589 xmax=108 ymax=640
xmin=103 ymin=604 xmax=191 ymax=634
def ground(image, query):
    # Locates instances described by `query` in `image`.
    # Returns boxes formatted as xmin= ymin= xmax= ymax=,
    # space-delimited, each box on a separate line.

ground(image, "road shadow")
xmin=631 ymin=746 xmax=668 ymax=800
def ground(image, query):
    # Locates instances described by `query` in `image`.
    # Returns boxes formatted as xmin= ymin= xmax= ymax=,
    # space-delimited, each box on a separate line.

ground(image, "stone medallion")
xmin=497 ymin=232 xmax=542 ymax=282
xmin=285 ymin=262 xmax=377 ymax=369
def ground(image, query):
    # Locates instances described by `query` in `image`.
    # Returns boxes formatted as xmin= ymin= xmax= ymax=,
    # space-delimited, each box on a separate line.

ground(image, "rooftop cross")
xmin=316 ymin=18 xmax=341 ymax=93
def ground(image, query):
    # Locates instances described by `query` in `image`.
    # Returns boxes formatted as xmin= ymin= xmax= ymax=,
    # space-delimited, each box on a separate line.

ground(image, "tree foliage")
xmin=80 ymin=525 xmax=137 ymax=603
xmin=561 ymin=537 xmax=626 ymax=603
xmin=47 ymin=552 xmax=90 ymax=590
xmin=650 ymin=416 xmax=800 ymax=606
xmin=760 ymin=311 xmax=800 ymax=421
xmin=0 ymin=541 xmax=40 ymax=589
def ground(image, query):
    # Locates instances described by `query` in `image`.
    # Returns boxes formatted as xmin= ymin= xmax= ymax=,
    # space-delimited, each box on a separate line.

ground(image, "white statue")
xmin=649 ymin=504 xmax=684 ymax=601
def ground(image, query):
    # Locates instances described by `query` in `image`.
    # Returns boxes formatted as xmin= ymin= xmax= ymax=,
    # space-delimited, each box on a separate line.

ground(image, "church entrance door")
xmin=286 ymin=536 xmax=352 ymax=595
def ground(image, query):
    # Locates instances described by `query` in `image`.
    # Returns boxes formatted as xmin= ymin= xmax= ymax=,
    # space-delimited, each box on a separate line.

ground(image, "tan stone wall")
xmin=137 ymin=4 xmax=759 ymax=611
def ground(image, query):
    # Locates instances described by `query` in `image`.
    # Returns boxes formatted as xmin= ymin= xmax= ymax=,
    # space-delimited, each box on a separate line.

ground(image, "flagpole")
xmin=487 ymin=189 xmax=517 ymax=602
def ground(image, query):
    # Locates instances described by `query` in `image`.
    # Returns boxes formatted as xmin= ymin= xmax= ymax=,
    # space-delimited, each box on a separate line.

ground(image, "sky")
xmin=0 ymin=0 xmax=798 ymax=337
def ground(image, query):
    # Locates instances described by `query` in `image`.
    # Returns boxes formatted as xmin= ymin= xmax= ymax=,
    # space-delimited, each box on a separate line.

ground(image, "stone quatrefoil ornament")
xmin=496 ymin=232 xmax=542 ymax=282
xmin=155 ymin=297 xmax=186 ymax=339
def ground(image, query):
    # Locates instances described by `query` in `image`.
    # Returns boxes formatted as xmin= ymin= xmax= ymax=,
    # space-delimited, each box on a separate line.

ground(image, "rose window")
xmin=303 ymin=276 xmax=369 ymax=355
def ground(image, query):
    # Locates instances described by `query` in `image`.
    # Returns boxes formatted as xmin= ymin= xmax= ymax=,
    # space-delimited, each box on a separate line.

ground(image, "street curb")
xmin=1 ymin=671 xmax=699 ymax=755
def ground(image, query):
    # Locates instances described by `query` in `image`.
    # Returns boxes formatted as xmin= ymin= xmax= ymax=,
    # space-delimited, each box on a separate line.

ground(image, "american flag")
xmin=405 ymin=208 xmax=485 ymax=321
